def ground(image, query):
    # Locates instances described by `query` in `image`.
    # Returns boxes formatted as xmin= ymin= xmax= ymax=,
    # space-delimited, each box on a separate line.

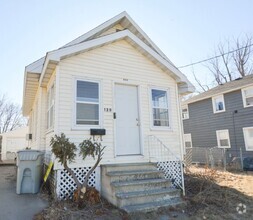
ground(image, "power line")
xmin=177 ymin=43 xmax=253 ymax=69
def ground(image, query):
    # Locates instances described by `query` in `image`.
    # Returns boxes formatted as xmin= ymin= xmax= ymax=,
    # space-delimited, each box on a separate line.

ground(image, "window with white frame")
xmin=216 ymin=129 xmax=230 ymax=148
xmin=184 ymin=133 xmax=192 ymax=148
xmin=242 ymin=86 xmax=253 ymax=107
xmin=243 ymin=127 xmax=253 ymax=151
xmin=182 ymin=106 xmax=189 ymax=119
xmin=212 ymin=95 xmax=225 ymax=113
xmin=75 ymin=80 xmax=100 ymax=126
xmin=47 ymin=84 xmax=55 ymax=129
xmin=151 ymin=88 xmax=170 ymax=127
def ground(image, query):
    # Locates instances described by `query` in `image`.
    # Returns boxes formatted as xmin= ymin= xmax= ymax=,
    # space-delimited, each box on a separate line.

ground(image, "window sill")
xmin=243 ymin=104 xmax=253 ymax=108
xmin=213 ymin=110 xmax=226 ymax=114
xmin=217 ymin=146 xmax=231 ymax=149
xmin=71 ymin=125 xmax=102 ymax=131
xmin=150 ymin=126 xmax=173 ymax=131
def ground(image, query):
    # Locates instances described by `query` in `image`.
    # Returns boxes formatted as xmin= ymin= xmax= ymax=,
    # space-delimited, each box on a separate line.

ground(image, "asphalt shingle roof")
xmin=184 ymin=74 xmax=253 ymax=104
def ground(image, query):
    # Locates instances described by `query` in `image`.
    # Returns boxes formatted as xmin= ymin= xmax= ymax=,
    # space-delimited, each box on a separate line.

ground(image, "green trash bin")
xmin=16 ymin=150 xmax=44 ymax=194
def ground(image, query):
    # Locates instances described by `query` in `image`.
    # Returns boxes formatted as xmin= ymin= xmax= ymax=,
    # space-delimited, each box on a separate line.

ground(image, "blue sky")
xmin=1 ymin=0 xmax=253 ymax=105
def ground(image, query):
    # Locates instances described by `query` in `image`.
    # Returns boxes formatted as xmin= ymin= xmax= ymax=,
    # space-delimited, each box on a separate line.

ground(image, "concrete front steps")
xmin=101 ymin=163 xmax=183 ymax=213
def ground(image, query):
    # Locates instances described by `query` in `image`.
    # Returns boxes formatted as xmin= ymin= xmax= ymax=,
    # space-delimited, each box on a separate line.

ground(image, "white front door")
xmin=115 ymin=84 xmax=141 ymax=156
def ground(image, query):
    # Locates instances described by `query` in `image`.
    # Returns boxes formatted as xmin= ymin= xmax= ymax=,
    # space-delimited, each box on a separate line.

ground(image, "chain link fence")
xmin=184 ymin=147 xmax=244 ymax=171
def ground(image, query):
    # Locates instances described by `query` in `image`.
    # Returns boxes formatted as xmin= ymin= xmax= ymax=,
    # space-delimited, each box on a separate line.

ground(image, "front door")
xmin=115 ymin=84 xmax=141 ymax=156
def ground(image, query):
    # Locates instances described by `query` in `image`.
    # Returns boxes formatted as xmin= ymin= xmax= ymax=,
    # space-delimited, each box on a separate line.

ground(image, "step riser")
xmin=117 ymin=190 xmax=180 ymax=207
xmin=109 ymin=172 xmax=164 ymax=182
xmin=112 ymin=181 xmax=171 ymax=193
xmin=104 ymin=164 xmax=157 ymax=173
xmin=122 ymin=198 xmax=185 ymax=213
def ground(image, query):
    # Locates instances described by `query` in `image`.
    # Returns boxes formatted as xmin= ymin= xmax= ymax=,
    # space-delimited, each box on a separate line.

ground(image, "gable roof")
xmin=60 ymin=11 xmax=173 ymax=64
xmin=183 ymin=74 xmax=253 ymax=105
xmin=23 ymin=12 xmax=195 ymax=115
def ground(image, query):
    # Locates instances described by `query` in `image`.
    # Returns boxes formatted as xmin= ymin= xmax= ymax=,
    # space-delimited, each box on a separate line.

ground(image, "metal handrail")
xmin=146 ymin=135 xmax=185 ymax=194
xmin=147 ymin=135 xmax=181 ymax=161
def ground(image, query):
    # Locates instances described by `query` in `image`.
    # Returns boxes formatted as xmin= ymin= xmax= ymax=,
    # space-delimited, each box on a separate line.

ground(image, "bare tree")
xmin=206 ymin=35 xmax=253 ymax=85
xmin=0 ymin=94 xmax=26 ymax=134
xmin=192 ymin=69 xmax=210 ymax=92
xmin=233 ymin=35 xmax=253 ymax=77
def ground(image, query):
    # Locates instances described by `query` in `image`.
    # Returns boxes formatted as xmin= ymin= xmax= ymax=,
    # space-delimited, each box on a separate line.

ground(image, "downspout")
xmin=232 ymin=110 xmax=239 ymax=158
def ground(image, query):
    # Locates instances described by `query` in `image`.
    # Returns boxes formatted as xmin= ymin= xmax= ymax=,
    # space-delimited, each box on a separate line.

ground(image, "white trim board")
xmin=40 ymin=30 xmax=193 ymax=92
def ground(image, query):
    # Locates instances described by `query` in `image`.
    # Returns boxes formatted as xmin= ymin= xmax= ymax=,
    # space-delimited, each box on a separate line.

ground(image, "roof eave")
xmin=40 ymin=30 xmax=193 ymax=92
xmin=22 ymin=70 xmax=40 ymax=116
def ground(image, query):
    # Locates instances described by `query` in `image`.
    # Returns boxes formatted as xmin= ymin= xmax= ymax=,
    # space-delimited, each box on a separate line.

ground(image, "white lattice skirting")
xmin=56 ymin=167 xmax=96 ymax=200
xmin=157 ymin=161 xmax=183 ymax=188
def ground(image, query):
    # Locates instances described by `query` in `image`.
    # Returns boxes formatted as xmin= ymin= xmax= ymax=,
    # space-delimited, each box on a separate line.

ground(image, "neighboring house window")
xmin=75 ymin=80 xmax=100 ymax=125
xmin=216 ymin=129 xmax=230 ymax=148
xmin=151 ymin=88 xmax=170 ymax=127
xmin=184 ymin=133 xmax=192 ymax=148
xmin=182 ymin=106 xmax=189 ymax=119
xmin=242 ymin=86 xmax=253 ymax=108
xmin=47 ymin=84 xmax=55 ymax=129
xmin=243 ymin=127 xmax=253 ymax=151
xmin=212 ymin=95 xmax=225 ymax=113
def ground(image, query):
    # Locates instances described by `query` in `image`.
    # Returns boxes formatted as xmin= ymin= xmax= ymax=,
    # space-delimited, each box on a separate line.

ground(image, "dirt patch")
xmin=35 ymin=167 xmax=253 ymax=220
xmin=184 ymin=166 xmax=253 ymax=219
xmin=34 ymin=198 xmax=128 ymax=220
xmin=34 ymin=197 xmax=188 ymax=220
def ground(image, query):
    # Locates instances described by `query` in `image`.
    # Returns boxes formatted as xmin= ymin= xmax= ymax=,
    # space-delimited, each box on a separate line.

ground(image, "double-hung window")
xmin=75 ymin=80 xmax=100 ymax=126
xmin=47 ymin=84 xmax=55 ymax=129
xmin=151 ymin=88 xmax=170 ymax=128
xmin=184 ymin=133 xmax=192 ymax=148
xmin=182 ymin=106 xmax=189 ymax=119
xmin=242 ymin=86 xmax=253 ymax=108
xmin=216 ymin=129 xmax=230 ymax=148
xmin=243 ymin=127 xmax=253 ymax=151
xmin=212 ymin=95 xmax=225 ymax=113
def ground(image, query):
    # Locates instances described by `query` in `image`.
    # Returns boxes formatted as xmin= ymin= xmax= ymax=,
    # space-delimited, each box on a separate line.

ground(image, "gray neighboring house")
xmin=182 ymin=75 xmax=253 ymax=162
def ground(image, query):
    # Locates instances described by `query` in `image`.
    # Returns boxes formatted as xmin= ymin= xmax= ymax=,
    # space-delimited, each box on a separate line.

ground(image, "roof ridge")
xmin=184 ymin=74 xmax=253 ymax=104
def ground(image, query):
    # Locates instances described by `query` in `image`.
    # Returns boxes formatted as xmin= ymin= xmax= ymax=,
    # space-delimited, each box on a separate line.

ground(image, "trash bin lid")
xmin=17 ymin=150 xmax=44 ymax=161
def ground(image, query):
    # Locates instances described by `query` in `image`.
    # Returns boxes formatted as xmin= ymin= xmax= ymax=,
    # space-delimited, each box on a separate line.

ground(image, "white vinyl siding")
xmin=243 ymin=127 xmax=253 ymax=151
xmin=184 ymin=133 xmax=192 ymax=148
xmin=150 ymin=88 xmax=170 ymax=128
xmin=242 ymin=86 xmax=253 ymax=108
xmin=212 ymin=95 xmax=225 ymax=113
xmin=216 ymin=129 xmax=230 ymax=148
xmin=75 ymin=80 xmax=100 ymax=126
xmin=55 ymin=40 xmax=182 ymax=169
xmin=47 ymin=84 xmax=55 ymax=129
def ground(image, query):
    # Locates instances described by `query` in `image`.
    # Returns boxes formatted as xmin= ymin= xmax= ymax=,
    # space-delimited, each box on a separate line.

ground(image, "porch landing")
xmin=101 ymin=162 xmax=184 ymax=213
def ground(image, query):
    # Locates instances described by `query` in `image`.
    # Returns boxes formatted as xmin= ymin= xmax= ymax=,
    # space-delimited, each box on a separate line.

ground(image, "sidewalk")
xmin=0 ymin=166 xmax=48 ymax=220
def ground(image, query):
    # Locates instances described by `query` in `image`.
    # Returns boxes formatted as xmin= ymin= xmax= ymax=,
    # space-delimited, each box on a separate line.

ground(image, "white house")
xmin=0 ymin=126 xmax=29 ymax=161
xmin=22 ymin=12 xmax=194 ymax=211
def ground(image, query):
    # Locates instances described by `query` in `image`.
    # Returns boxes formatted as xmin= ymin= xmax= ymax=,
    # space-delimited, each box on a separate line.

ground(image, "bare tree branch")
xmin=192 ymin=70 xmax=209 ymax=92
xmin=194 ymin=34 xmax=253 ymax=89
xmin=233 ymin=35 xmax=253 ymax=77
xmin=219 ymin=41 xmax=233 ymax=81
xmin=0 ymin=94 xmax=26 ymax=134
